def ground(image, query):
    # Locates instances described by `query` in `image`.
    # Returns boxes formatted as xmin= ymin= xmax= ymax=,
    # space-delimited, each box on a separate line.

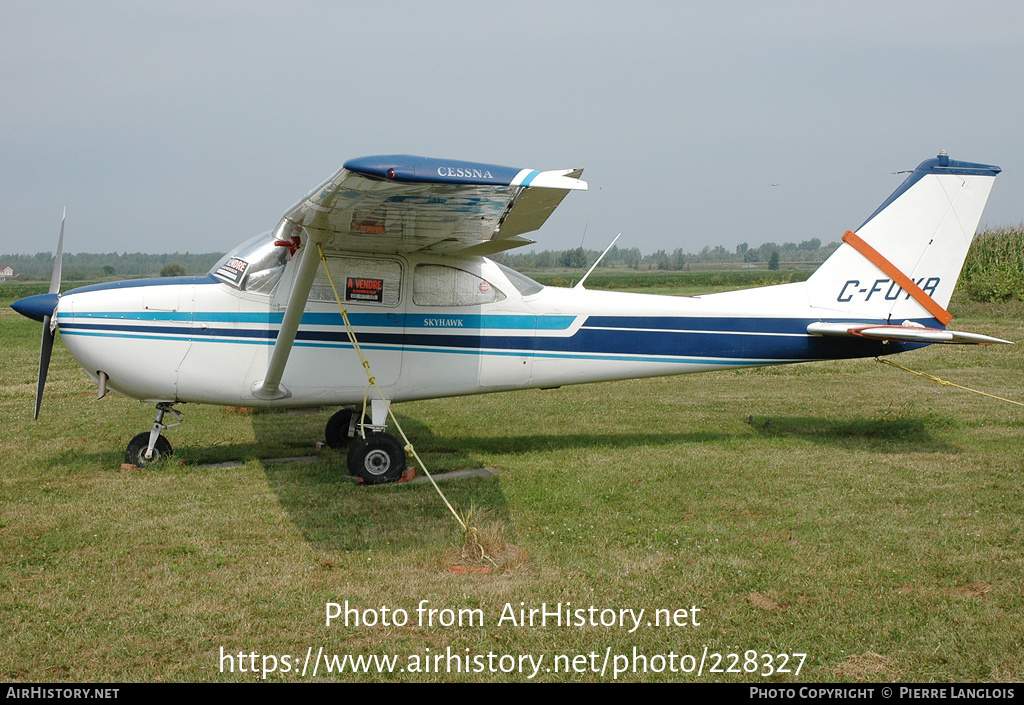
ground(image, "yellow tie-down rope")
xmin=875 ymin=357 xmax=1024 ymax=408
xmin=315 ymin=243 xmax=466 ymax=532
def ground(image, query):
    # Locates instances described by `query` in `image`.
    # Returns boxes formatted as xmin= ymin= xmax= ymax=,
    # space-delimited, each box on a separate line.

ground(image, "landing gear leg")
xmin=125 ymin=402 xmax=181 ymax=467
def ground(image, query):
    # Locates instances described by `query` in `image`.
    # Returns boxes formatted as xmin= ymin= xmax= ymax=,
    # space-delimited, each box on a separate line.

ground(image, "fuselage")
xmin=50 ymin=253 xmax=911 ymax=408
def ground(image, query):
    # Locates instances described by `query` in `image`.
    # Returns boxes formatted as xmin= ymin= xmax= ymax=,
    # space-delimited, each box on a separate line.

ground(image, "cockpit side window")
xmin=413 ymin=264 xmax=506 ymax=306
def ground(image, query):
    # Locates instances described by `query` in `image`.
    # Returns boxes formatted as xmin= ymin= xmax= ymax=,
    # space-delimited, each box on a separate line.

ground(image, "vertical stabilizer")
xmin=806 ymin=153 xmax=999 ymax=324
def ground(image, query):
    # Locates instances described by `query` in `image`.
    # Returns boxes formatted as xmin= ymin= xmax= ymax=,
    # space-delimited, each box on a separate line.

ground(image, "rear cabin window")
xmin=310 ymin=257 xmax=402 ymax=306
xmin=413 ymin=265 xmax=506 ymax=307
xmin=495 ymin=262 xmax=544 ymax=297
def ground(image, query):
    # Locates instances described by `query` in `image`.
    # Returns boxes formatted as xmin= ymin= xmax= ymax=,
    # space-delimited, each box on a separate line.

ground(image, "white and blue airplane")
xmin=12 ymin=152 xmax=1008 ymax=483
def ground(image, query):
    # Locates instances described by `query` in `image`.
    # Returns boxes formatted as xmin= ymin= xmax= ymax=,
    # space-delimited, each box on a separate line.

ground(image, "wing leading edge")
xmin=271 ymin=155 xmax=587 ymax=258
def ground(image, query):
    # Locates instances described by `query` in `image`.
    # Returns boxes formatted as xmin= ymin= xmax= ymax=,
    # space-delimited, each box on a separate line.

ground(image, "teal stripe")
xmin=57 ymin=311 xmax=576 ymax=330
xmin=520 ymin=170 xmax=540 ymax=187
xmin=60 ymin=328 xmax=395 ymax=353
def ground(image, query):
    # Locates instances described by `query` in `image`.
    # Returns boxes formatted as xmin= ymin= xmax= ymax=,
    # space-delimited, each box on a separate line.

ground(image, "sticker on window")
xmin=215 ymin=257 xmax=249 ymax=285
xmin=346 ymin=277 xmax=385 ymax=303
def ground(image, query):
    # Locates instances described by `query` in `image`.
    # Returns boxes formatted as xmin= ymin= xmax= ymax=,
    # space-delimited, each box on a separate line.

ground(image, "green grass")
xmin=2 ymin=286 xmax=1023 ymax=682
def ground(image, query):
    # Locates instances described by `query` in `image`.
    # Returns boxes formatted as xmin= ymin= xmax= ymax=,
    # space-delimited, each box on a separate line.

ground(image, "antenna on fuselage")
xmin=574 ymin=233 xmax=621 ymax=290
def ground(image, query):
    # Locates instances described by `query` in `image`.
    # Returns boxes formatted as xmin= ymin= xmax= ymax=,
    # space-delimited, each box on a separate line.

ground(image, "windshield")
xmin=211 ymin=232 xmax=289 ymax=295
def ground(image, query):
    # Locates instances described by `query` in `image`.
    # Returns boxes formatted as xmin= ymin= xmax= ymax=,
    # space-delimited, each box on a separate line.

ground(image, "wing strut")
xmin=251 ymin=231 xmax=326 ymax=400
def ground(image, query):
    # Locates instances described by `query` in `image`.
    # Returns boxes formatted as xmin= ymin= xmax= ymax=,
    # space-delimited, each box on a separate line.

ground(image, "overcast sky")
xmin=2 ymin=1 xmax=1022 ymax=258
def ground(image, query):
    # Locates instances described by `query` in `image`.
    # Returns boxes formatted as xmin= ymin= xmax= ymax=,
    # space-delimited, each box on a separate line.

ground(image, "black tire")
xmin=347 ymin=433 xmax=406 ymax=485
xmin=125 ymin=432 xmax=173 ymax=467
xmin=324 ymin=408 xmax=370 ymax=449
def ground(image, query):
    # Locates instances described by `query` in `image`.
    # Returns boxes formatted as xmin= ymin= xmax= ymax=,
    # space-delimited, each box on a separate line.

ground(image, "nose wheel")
xmin=124 ymin=402 xmax=181 ymax=467
xmin=125 ymin=432 xmax=172 ymax=467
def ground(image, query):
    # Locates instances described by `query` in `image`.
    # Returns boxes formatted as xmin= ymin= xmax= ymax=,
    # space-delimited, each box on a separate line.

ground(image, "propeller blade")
xmin=50 ymin=208 xmax=65 ymax=295
xmin=35 ymin=315 xmax=56 ymax=420
xmin=29 ymin=210 xmax=64 ymax=419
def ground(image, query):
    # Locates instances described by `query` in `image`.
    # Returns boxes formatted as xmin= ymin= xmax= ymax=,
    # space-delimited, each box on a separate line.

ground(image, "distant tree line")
xmin=5 ymin=228 xmax=1019 ymax=303
xmin=493 ymin=238 xmax=838 ymax=271
xmin=1 ymin=237 xmax=840 ymax=281
xmin=0 ymin=252 xmax=224 ymax=280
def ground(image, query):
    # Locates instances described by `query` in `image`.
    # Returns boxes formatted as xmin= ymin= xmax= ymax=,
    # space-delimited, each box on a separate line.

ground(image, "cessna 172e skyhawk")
xmin=11 ymin=152 xmax=1007 ymax=483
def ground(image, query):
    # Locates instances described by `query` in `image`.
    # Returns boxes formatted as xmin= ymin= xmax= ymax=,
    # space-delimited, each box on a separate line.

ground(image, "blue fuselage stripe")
xmin=56 ymin=313 xmax=908 ymax=361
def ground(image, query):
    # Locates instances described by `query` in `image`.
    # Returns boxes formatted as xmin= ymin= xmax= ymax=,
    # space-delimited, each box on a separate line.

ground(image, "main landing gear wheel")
xmin=347 ymin=433 xmax=406 ymax=485
xmin=125 ymin=432 xmax=172 ymax=467
xmin=324 ymin=408 xmax=370 ymax=449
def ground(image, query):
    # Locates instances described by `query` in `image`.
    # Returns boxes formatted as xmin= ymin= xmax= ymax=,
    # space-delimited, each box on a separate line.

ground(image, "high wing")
xmin=271 ymin=155 xmax=587 ymax=257
xmin=254 ymin=155 xmax=587 ymax=399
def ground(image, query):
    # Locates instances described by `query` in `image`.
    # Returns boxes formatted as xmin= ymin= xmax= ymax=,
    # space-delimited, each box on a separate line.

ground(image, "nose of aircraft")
xmin=11 ymin=293 xmax=60 ymax=322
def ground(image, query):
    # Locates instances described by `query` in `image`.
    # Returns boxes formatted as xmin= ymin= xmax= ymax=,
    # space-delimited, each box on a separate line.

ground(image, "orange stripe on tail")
xmin=841 ymin=230 xmax=952 ymax=325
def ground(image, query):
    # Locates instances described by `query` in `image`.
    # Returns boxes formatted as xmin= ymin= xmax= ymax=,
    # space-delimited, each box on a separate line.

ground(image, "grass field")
xmin=1 ymin=282 xmax=1022 ymax=683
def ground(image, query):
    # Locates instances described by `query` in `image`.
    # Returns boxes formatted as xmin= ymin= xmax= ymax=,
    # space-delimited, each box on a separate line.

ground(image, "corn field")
xmin=959 ymin=226 xmax=1024 ymax=302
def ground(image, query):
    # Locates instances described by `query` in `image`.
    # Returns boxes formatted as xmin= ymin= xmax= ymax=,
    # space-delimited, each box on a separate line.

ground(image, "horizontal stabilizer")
xmin=807 ymin=322 xmax=1012 ymax=345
